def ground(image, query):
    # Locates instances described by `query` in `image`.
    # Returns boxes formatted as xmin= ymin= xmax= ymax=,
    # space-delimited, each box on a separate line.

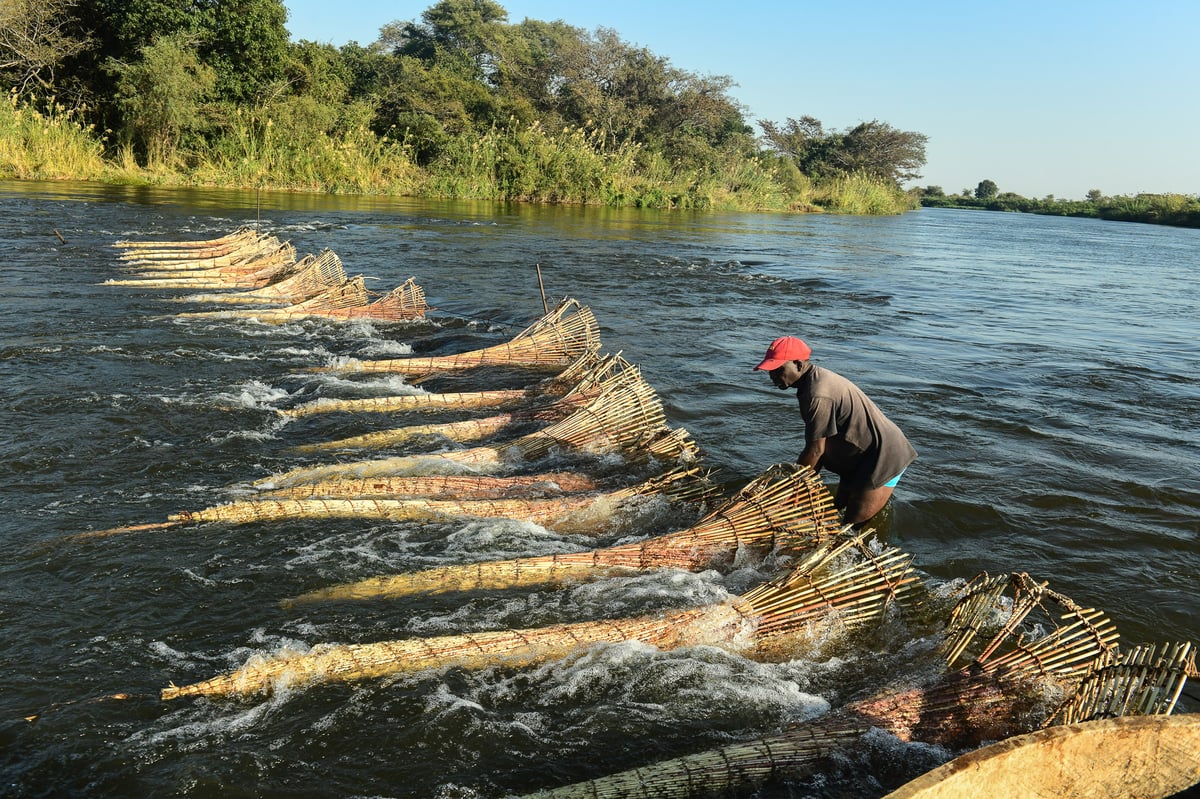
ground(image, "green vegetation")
xmin=0 ymin=0 xmax=922 ymax=214
xmin=917 ymin=183 xmax=1200 ymax=229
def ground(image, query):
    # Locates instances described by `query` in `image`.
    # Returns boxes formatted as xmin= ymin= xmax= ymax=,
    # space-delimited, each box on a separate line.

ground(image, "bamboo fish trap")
xmin=284 ymin=463 xmax=841 ymax=605
xmin=160 ymin=531 xmax=918 ymax=700
xmin=179 ymin=249 xmax=346 ymax=305
xmin=258 ymin=371 xmax=667 ymax=488
xmin=313 ymin=297 xmax=600 ymax=376
xmin=283 ymin=349 xmax=628 ymax=421
xmin=515 ymin=573 xmax=1137 ymax=799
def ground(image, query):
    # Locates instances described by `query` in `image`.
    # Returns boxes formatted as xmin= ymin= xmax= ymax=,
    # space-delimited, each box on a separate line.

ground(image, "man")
xmin=754 ymin=335 xmax=916 ymax=528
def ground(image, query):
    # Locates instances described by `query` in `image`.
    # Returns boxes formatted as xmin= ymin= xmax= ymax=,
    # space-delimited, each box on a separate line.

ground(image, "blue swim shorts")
xmin=882 ymin=469 xmax=906 ymax=489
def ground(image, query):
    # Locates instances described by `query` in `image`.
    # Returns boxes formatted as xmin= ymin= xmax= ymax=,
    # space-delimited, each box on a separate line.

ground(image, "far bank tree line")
xmin=915 ymin=181 xmax=1200 ymax=229
xmin=0 ymin=0 xmax=927 ymax=212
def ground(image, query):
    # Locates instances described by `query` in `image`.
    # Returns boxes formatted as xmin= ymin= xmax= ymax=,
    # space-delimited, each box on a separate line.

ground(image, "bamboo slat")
xmin=284 ymin=463 xmax=840 ymax=604
xmin=312 ymin=297 xmax=599 ymax=376
xmin=104 ymin=242 xmax=298 ymax=288
xmin=162 ymin=532 xmax=917 ymax=700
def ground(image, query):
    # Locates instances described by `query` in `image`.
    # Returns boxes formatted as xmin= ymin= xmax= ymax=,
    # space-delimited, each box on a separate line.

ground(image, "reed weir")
xmin=160 ymin=531 xmax=917 ymax=700
xmin=258 ymin=370 xmax=668 ymax=488
xmin=283 ymin=463 xmax=841 ymax=604
xmin=514 ymin=572 xmax=1154 ymax=799
xmin=312 ymin=297 xmax=600 ymax=376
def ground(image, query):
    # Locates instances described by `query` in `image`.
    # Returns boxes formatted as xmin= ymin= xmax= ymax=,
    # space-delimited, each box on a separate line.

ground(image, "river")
xmin=1 ymin=180 xmax=1196 ymax=797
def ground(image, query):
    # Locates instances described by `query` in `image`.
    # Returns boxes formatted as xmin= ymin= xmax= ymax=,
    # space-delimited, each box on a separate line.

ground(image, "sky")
xmin=281 ymin=0 xmax=1199 ymax=199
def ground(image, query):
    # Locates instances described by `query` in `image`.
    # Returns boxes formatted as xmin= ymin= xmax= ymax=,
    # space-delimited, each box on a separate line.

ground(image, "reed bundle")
xmin=113 ymin=227 xmax=258 ymax=254
xmin=179 ymin=250 xmax=346 ymax=305
xmin=161 ymin=531 xmax=915 ymax=700
xmin=284 ymin=464 xmax=840 ymax=604
xmin=259 ymin=470 xmax=602 ymax=501
xmin=75 ymin=466 xmax=713 ymax=541
xmin=259 ymin=373 xmax=666 ymax=487
xmin=313 ymin=297 xmax=599 ymax=376
xmin=516 ymin=573 xmax=1127 ymax=799
xmin=283 ymin=350 xmax=629 ymax=421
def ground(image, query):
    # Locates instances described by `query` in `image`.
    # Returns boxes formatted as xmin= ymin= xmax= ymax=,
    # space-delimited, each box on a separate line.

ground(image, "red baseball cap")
xmin=753 ymin=336 xmax=812 ymax=371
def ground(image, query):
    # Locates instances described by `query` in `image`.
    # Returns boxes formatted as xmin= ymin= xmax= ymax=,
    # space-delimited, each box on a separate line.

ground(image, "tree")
xmin=975 ymin=179 xmax=998 ymax=200
xmin=109 ymin=33 xmax=215 ymax=165
xmin=1086 ymin=188 xmax=1103 ymax=202
xmin=0 ymin=0 xmax=89 ymax=97
xmin=760 ymin=116 xmax=927 ymax=185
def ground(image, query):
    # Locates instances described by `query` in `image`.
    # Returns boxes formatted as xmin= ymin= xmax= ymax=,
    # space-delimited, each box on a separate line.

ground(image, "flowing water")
xmin=1 ymin=180 xmax=1197 ymax=798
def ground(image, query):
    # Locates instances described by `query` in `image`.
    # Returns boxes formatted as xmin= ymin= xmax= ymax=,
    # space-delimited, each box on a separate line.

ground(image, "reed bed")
xmin=161 ymin=531 xmax=916 ymax=700
xmin=179 ymin=249 xmax=346 ymax=305
xmin=313 ymin=297 xmax=599 ymax=376
xmin=283 ymin=350 xmax=628 ymax=421
xmin=516 ymin=573 xmax=1131 ymax=799
xmin=259 ymin=373 xmax=667 ymax=487
xmin=284 ymin=463 xmax=840 ymax=604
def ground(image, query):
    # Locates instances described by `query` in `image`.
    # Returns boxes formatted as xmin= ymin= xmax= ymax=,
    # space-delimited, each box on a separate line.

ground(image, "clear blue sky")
xmin=282 ymin=0 xmax=1199 ymax=200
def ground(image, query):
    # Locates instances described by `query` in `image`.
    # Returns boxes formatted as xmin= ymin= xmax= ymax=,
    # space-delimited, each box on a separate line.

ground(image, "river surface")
xmin=1 ymin=180 xmax=1197 ymax=798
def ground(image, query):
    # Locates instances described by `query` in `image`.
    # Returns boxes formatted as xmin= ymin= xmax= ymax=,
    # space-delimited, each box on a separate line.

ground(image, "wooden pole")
xmin=535 ymin=264 xmax=549 ymax=313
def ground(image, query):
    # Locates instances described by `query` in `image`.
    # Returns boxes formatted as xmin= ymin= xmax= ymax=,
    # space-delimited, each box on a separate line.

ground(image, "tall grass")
xmin=1 ymin=94 xmax=911 ymax=216
xmin=0 ymin=93 xmax=111 ymax=181
xmin=814 ymin=171 xmax=917 ymax=215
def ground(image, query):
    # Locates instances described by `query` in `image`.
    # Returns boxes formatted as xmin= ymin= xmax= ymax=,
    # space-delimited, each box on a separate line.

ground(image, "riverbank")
xmin=920 ymin=192 xmax=1200 ymax=228
xmin=0 ymin=97 xmax=916 ymax=215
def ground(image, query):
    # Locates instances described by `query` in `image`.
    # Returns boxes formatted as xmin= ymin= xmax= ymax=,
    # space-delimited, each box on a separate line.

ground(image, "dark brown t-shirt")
xmin=796 ymin=364 xmax=917 ymax=488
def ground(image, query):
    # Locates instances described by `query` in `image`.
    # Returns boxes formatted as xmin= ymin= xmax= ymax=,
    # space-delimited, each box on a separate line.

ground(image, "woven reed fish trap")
xmin=260 ymin=470 xmax=603 ymax=501
xmin=180 ymin=277 xmax=428 ymax=324
xmin=285 ymin=463 xmax=841 ymax=604
xmin=114 ymin=233 xmax=288 ymax=270
xmin=513 ymin=573 xmax=1141 ymax=799
xmin=113 ymin=227 xmax=258 ymax=254
xmin=161 ymin=531 xmax=917 ymax=700
xmin=259 ymin=372 xmax=667 ymax=488
xmin=104 ymin=241 xmax=298 ymax=289
xmin=314 ymin=297 xmax=600 ymax=376
xmin=283 ymin=350 xmax=628 ymax=421
xmin=159 ymin=464 xmax=718 ymax=529
xmin=73 ymin=464 xmax=715 ymax=541
xmin=179 ymin=249 xmax=347 ymax=306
